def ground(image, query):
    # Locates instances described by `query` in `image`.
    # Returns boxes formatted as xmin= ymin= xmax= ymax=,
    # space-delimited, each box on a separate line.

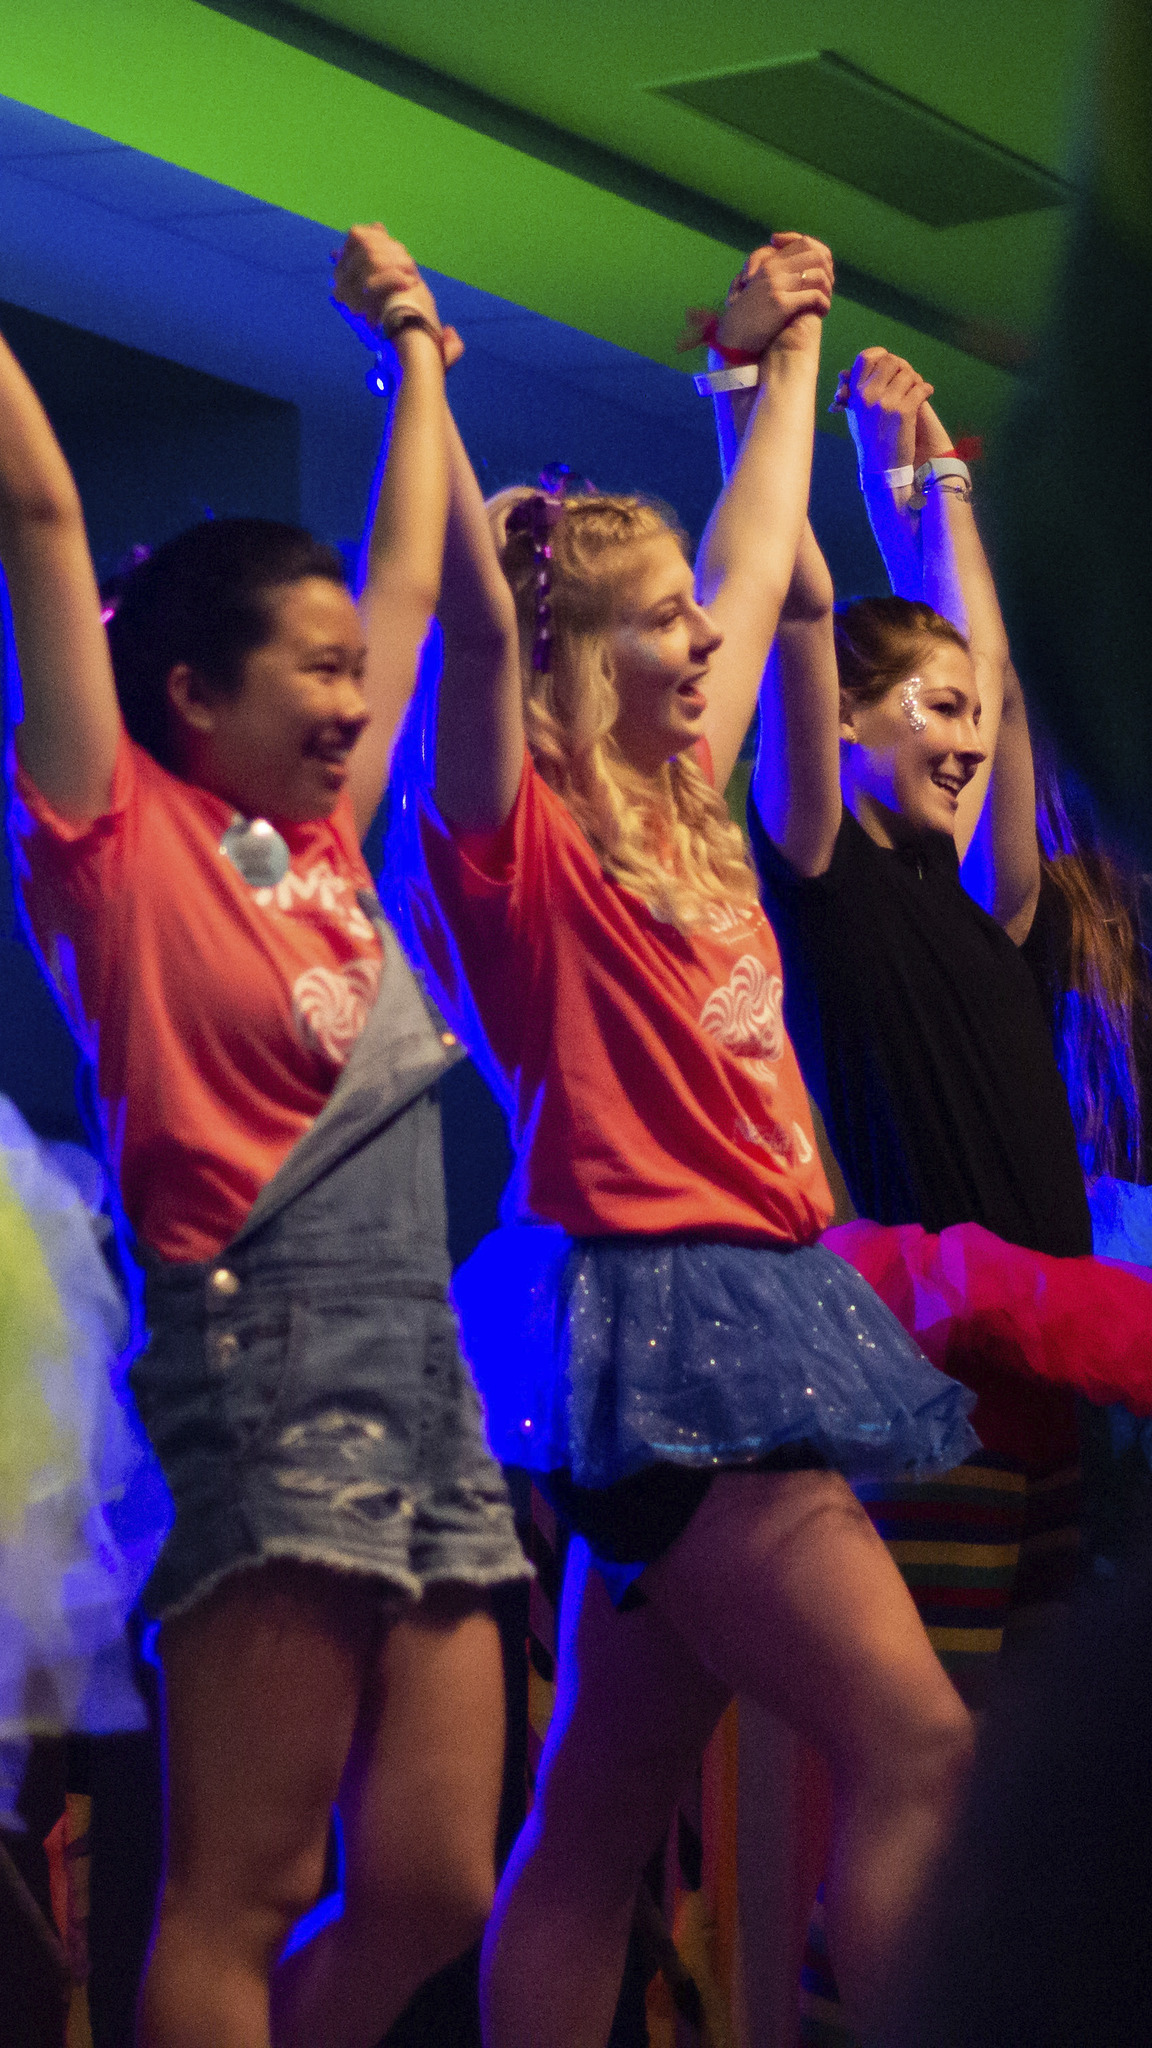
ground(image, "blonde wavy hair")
xmin=490 ymin=488 xmax=759 ymax=931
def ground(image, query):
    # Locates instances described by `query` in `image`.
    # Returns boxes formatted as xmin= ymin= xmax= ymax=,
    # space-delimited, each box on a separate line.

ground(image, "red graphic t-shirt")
xmin=414 ymin=755 xmax=833 ymax=1246
xmin=13 ymin=734 xmax=382 ymax=1261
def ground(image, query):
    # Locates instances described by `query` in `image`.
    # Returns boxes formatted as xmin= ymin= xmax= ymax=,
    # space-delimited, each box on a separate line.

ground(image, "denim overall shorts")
xmin=131 ymin=914 xmax=529 ymax=1620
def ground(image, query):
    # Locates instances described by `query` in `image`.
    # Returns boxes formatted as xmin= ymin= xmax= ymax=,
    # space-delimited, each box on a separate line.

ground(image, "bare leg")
xmin=642 ymin=1470 xmax=975 ymax=2035
xmin=138 ymin=1562 xmax=376 ymax=2048
xmin=480 ymin=1539 xmax=732 ymax=2048
xmin=482 ymin=1472 xmax=973 ymax=2048
xmin=273 ymin=1586 xmax=506 ymax=2048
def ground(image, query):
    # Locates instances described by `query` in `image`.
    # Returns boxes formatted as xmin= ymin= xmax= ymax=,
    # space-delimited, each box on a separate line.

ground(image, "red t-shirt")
xmin=12 ymin=735 xmax=382 ymax=1262
xmin=414 ymin=756 xmax=833 ymax=1245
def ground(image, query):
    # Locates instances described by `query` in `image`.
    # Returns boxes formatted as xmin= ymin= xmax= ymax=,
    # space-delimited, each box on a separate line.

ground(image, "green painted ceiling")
xmin=281 ymin=0 xmax=1095 ymax=323
xmin=0 ymin=0 xmax=1100 ymax=443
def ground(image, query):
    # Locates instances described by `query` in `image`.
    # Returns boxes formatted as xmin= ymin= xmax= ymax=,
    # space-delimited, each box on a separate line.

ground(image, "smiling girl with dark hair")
xmin=2 ymin=228 xmax=527 ymax=2048
xmin=101 ymin=519 xmax=350 ymax=769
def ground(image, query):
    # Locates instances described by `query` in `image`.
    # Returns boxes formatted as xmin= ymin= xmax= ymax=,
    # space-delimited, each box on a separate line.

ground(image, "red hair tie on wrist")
xmin=676 ymin=309 xmax=761 ymax=369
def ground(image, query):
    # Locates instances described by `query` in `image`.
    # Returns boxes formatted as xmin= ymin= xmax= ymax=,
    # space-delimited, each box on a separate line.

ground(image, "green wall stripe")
xmin=0 ymin=0 xmax=1013 ymax=432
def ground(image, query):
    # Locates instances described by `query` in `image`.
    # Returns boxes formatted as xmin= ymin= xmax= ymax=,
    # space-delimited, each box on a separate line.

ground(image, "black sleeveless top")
xmin=750 ymin=800 xmax=1091 ymax=1256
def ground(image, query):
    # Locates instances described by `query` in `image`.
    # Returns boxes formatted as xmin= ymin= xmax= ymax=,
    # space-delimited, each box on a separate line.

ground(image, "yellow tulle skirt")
xmin=0 ymin=1147 xmax=76 ymax=1526
xmin=0 ymin=1098 xmax=167 ymax=1827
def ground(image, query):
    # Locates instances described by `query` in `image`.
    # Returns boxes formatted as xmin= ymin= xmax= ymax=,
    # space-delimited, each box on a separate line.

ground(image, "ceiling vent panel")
xmin=655 ymin=51 xmax=1071 ymax=228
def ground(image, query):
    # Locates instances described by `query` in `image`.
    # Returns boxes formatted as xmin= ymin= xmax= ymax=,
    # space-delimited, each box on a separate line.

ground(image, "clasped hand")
xmin=835 ymin=348 xmax=949 ymax=474
xmin=715 ymin=232 xmax=834 ymax=359
xmin=332 ymin=222 xmax=464 ymax=366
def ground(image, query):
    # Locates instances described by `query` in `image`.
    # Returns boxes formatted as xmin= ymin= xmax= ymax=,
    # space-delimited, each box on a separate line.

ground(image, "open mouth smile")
xmin=677 ymin=672 xmax=709 ymax=706
xmin=306 ymin=726 xmax=366 ymax=770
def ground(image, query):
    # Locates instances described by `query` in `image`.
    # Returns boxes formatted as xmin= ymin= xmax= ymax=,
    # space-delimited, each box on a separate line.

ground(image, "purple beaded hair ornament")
xmin=505 ymin=464 xmax=594 ymax=674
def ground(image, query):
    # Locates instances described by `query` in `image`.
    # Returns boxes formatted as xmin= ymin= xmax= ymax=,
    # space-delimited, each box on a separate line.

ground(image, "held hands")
xmin=332 ymin=223 xmax=464 ymax=366
xmin=834 ymin=348 xmax=934 ymax=475
xmin=912 ymin=397 xmax=954 ymax=468
xmin=715 ymin=233 xmax=834 ymax=359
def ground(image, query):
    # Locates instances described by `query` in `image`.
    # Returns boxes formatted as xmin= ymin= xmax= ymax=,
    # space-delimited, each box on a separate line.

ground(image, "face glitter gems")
xmin=220 ymin=816 xmax=291 ymax=888
xmin=899 ymin=677 xmax=927 ymax=733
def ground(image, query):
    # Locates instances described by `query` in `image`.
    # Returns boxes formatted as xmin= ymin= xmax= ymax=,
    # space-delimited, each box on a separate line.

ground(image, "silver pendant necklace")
xmin=219 ymin=815 xmax=291 ymax=888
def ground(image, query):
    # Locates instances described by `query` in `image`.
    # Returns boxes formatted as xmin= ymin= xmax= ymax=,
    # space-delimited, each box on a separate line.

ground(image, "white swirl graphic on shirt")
xmin=254 ymin=861 xmax=377 ymax=945
xmin=736 ymin=1115 xmax=815 ymax=1167
xmin=699 ymin=955 xmax=785 ymax=1083
xmin=292 ymin=958 xmax=382 ymax=1067
xmin=700 ymin=899 xmax=761 ymax=944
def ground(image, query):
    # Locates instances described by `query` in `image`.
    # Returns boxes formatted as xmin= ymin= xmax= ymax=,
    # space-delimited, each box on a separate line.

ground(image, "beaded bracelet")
xmin=367 ymin=309 xmax=449 ymax=394
xmin=914 ymin=455 xmax=972 ymax=493
xmin=379 ymin=309 xmax=445 ymax=351
xmin=922 ymin=477 xmax=974 ymax=503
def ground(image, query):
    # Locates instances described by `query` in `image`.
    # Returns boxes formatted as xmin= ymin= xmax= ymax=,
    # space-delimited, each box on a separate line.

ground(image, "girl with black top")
xmin=750 ymin=353 xmax=1094 ymax=1580
xmin=747 ymin=345 xmax=1090 ymax=1264
xmin=727 ymin=330 xmax=1093 ymax=2046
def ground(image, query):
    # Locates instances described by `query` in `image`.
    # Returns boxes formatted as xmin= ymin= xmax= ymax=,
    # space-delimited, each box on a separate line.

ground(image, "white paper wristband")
xmin=693 ymin=363 xmax=760 ymax=396
xmin=860 ymin=464 xmax=915 ymax=490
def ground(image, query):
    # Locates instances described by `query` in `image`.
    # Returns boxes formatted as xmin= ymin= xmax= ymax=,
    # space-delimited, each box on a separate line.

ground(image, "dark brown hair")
xmin=834 ymin=595 xmax=968 ymax=707
xmin=103 ymin=518 xmax=347 ymax=769
xmin=1034 ymin=745 xmax=1149 ymax=1179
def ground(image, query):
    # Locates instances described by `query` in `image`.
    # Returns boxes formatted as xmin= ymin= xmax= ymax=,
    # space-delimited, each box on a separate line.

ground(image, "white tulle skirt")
xmin=0 ymin=1097 xmax=168 ymax=1827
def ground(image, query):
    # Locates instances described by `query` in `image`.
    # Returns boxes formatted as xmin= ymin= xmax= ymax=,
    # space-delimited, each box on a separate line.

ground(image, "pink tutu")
xmin=824 ymin=1220 xmax=1152 ymax=1466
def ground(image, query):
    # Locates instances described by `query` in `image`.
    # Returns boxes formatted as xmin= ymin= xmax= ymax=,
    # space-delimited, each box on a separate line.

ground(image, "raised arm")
xmin=693 ymin=234 xmax=833 ymax=793
xmin=0 ymin=326 xmax=121 ymax=820
xmin=840 ymin=347 xmax=933 ymax=602
xmin=960 ymin=657 xmax=1039 ymax=940
xmin=431 ymin=412 xmax=524 ymax=832
xmin=332 ymin=225 xmax=451 ymax=839
xmin=843 ymin=355 xmax=1032 ymax=891
xmin=346 ymin=234 xmax=523 ymax=835
xmin=752 ymin=520 xmax=843 ymax=873
xmin=709 ymin=338 xmax=842 ymax=874
xmin=909 ymin=401 xmax=1035 ymax=922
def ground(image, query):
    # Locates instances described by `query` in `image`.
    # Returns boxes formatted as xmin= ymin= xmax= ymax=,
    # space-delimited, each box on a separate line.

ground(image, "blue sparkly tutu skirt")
xmin=451 ymin=1227 xmax=979 ymax=1490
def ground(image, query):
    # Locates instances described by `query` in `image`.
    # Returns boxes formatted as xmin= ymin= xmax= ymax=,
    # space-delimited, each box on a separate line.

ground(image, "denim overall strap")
xmin=230 ymin=900 xmax=463 ymax=1252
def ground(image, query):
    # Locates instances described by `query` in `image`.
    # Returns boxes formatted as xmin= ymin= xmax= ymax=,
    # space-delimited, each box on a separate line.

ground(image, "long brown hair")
xmin=1034 ymin=747 xmax=1148 ymax=1180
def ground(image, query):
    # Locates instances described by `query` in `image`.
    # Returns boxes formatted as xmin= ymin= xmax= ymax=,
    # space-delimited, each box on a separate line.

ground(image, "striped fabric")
xmin=857 ymin=1454 xmax=1031 ymax=1692
xmin=855 ymin=1453 xmax=1081 ymax=1692
xmin=799 ymin=1452 xmax=1082 ymax=2046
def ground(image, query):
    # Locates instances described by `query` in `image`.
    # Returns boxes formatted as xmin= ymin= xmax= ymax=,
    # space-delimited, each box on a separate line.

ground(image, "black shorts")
xmin=538 ymin=1443 xmax=826 ymax=1581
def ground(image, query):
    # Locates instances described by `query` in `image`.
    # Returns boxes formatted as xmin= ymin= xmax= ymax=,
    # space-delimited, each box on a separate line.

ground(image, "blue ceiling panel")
xmin=163 ymin=203 xmax=337 ymax=273
xmin=0 ymin=94 xmax=122 ymax=158
xmin=0 ymin=139 xmax=257 ymax=223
